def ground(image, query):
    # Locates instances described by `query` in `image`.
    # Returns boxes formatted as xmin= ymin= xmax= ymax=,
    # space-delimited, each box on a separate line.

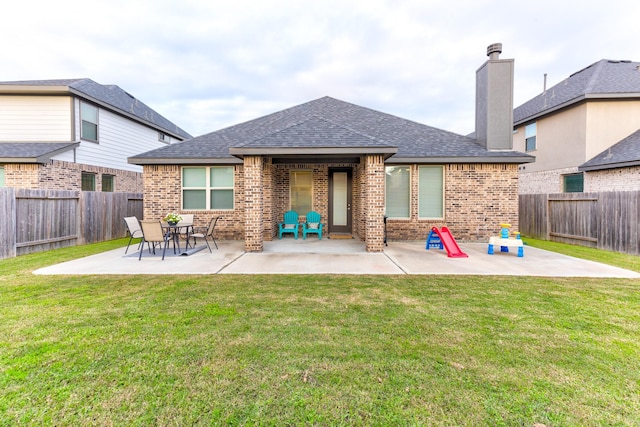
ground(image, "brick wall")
xmin=4 ymin=160 xmax=142 ymax=192
xmin=385 ymin=163 xmax=520 ymax=242
xmin=141 ymin=164 xmax=244 ymax=240
xmin=363 ymin=155 xmax=385 ymax=252
xmin=585 ymin=166 xmax=640 ymax=191
xmin=244 ymin=156 xmax=264 ymax=252
xmin=518 ymin=167 xmax=576 ymax=194
xmin=142 ymin=160 xmax=520 ymax=247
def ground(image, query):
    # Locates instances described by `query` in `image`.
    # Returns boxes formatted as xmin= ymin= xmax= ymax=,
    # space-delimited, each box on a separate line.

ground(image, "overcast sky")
xmin=3 ymin=0 xmax=637 ymax=138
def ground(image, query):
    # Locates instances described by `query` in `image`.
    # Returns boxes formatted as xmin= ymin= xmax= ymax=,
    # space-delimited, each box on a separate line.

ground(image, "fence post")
xmin=0 ymin=188 xmax=17 ymax=259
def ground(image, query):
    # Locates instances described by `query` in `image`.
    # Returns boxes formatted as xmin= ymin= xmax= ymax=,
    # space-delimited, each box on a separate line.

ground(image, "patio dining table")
xmin=162 ymin=222 xmax=194 ymax=255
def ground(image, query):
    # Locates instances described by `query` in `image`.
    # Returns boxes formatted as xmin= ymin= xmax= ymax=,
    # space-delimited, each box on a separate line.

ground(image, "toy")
xmin=426 ymin=227 xmax=468 ymax=258
xmin=487 ymin=223 xmax=524 ymax=257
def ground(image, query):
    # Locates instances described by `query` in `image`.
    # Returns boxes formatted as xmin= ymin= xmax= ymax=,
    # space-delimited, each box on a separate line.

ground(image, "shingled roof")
xmin=579 ymin=129 xmax=640 ymax=171
xmin=130 ymin=97 xmax=533 ymax=165
xmin=514 ymin=59 xmax=640 ymax=126
xmin=0 ymin=78 xmax=192 ymax=140
xmin=0 ymin=142 xmax=80 ymax=163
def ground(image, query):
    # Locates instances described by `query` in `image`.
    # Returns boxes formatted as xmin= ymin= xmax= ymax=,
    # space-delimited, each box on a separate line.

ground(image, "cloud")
xmin=2 ymin=0 xmax=639 ymax=138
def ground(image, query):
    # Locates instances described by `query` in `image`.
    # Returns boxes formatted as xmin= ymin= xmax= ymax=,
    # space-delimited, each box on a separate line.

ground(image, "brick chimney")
xmin=475 ymin=43 xmax=514 ymax=150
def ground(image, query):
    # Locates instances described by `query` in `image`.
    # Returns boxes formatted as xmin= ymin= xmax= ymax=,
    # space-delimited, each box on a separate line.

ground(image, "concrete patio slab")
xmin=32 ymin=239 xmax=640 ymax=278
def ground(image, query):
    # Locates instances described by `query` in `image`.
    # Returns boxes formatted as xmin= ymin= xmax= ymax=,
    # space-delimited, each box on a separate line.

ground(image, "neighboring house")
xmin=513 ymin=59 xmax=640 ymax=194
xmin=130 ymin=44 xmax=533 ymax=252
xmin=0 ymin=79 xmax=191 ymax=192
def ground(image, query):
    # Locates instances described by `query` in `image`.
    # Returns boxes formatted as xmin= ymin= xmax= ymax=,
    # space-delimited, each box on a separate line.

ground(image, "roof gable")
xmin=514 ymin=60 xmax=640 ymax=125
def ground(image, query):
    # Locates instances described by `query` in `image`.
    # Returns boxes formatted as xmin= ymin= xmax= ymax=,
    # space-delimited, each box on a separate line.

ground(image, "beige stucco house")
xmin=513 ymin=59 xmax=640 ymax=194
xmin=130 ymin=44 xmax=533 ymax=252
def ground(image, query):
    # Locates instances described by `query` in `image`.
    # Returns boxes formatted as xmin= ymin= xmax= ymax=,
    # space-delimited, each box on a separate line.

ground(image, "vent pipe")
xmin=487 ymin=43 xmax=502 ymax=60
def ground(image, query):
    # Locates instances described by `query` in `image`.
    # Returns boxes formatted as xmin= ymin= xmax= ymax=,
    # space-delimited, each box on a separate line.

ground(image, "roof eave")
xmin=229 ymin=146 xmax=398 ymax=159
xmin=514 ymin=93 xmax=640 ymax=127
xmin=128 ymin=157 xmax=242 ymax=166
xmin=0 ymin=141 xmax=80 ymax=164
xmin=579 ymin=160 xmax=640 ymax=172
xmin=386 ymin=155 xmax=535 ymax=164
xmin=0 ymin=85 xmax=71 ymax=95
xmin=514 ymin=95 xmax=586 ymax=127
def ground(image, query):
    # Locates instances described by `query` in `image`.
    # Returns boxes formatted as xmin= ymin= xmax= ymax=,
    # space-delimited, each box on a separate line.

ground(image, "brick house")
xmin=513 ymin=59 xmax=640 ymax=193
xmin=0 ymin=79 xmax=191 ymax=192
xmin=130 ymin=44 xmax=534 ymax=252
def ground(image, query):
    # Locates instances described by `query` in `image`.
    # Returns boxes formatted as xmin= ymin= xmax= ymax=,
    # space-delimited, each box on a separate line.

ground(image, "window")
xmin=102 ymin=174 xmax=115 ymax=192
xmin=0 ymin=166 xmax=4 ymax=188
xmin=385 ymin=166 xmax=410 ymax=218
xmin=525 ymin=123 xmax=537 ymax=151
xmin=81 ymin=172 xmax=96 ymax=191
xmin=182 ymin=166 xmax=234 ymax=210
xmin=563 ymin=173 xmax=583 ymax=193
xmin=290 ymin=171 xmax=312 ymax=214
xmin=159 ymin=132 xmax=170 ymax=143
xmin=81 ymin=102 xmax=99 ymax=142
xmin=418 ymin=166 xmax=444 ymax=218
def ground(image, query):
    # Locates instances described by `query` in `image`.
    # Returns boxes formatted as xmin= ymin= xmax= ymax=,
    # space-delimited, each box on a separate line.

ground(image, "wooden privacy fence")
xmin=0 ymin=188 xmax=143 ymax=259
xmin=519 ymin=191 xmax=640 ymax=255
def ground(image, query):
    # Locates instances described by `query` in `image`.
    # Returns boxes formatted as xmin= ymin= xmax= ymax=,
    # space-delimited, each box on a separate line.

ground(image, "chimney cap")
xmin=487 ymin=43 xmax=502 ymax=59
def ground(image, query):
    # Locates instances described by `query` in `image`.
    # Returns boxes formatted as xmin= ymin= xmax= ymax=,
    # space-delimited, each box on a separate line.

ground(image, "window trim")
xmin=289 ymin=170 xmax=313 ymax=214
xmin=563 ymin=172 xmax=584 ymax=193
xmin=158 ymin=132 xmax=170 ymax=143
xmin=0 ymin=165 xmax=5 ymax=188
xmin=181 ymin=166 xmax=235 ymax=210
xmin=385 ymin=165 xmax=411 ymax=219
xmin=81 ymin=171 xmax=96 ymax=191
xmin=525 ymin=122 xmax=537 ymax=152
xmin=101 ymin=174 xmax=115 ymax=192
xmin=80 ymin=101 xmax=99 ymax=143
xmin=417 ymin=165 xmax=445 ymax=220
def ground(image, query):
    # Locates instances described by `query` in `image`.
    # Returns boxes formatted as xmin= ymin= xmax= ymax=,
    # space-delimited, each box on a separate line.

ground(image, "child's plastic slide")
xmin=432 ymin=226 xmax=468 ymax=258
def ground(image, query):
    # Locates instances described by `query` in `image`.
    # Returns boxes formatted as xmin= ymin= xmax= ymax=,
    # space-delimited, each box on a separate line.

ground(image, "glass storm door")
xmin=329 ymin=169 xmax=352 ymax=234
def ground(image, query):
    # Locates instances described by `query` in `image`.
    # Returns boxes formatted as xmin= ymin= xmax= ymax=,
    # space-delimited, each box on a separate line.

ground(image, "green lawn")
xmin=1 ymin=239 xmax=639 ymax=426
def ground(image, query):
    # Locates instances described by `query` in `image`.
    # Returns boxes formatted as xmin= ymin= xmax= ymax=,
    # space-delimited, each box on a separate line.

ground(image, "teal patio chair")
xmin=302 ymin=211 xmax=323 ymax=240
xmin=278 ymin=210 xmax=299 ymax=239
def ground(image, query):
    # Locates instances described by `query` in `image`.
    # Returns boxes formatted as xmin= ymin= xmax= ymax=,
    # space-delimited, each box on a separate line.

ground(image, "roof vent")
xmin=487 ymin=43 xmax=502 ymax=60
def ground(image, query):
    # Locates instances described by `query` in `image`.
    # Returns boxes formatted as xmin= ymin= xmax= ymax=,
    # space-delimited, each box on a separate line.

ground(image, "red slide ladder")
xmin=429 ymin=227 xmax=468 ymax=258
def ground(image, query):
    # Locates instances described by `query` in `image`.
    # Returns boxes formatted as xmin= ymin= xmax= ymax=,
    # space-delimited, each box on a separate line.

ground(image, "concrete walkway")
xmin=33 ymin=238 xmax=640 ymax=278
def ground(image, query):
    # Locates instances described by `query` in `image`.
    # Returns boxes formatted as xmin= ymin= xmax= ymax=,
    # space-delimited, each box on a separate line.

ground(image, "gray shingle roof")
xmin=130 ymin=97 xmax=533 ymax=164
xmin=514 ymin=60 xmax=640 ymax=125
xmin=0 ymin=142 xmax=79 ymax=163
xmin=579 ymin=129 xmax=640 ymax=171
xmin=0 ymin=78 xmax=192 ymax=140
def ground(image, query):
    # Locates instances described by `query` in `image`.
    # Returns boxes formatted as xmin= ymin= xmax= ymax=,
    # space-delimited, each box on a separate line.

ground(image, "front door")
xmin=328 ymin=168 xmax=352 ymax=234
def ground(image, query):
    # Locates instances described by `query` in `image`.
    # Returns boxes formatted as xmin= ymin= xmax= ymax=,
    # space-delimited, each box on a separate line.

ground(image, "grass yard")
xmin=1 ymin=239 xmax=639 ymax=426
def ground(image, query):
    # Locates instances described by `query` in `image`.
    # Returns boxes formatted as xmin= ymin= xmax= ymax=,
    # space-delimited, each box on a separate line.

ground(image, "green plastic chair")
xmin=278 ymin=210 xmax=299 ymax=239
xmin=302 ymin=211 xmax=323 ymax=240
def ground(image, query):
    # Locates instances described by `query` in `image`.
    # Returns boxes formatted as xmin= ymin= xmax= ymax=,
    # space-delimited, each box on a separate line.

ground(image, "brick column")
xmin=244 ymin=156 xmax=264 ymax=252
xmin=364 ymin=154 xmax=385 ymax=252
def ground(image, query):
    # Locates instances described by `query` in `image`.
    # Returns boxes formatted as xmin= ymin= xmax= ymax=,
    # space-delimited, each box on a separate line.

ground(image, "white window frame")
xmin=181 ymin=166 xmax=235 ymax=210
xmin=159 ymin=132 xmax=171 ymax=143
xmin=385 ymin=165 xmax=411 ymax=219
xmin=525 ymin=122 xmax=537 ymax=151
xmin=418 ymin=165 xmax=445 ymax=219
xmin=0 ymin=165 xmax=5 ymax=188
xmin=80 ymin=101 xmax=99 ymax=142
